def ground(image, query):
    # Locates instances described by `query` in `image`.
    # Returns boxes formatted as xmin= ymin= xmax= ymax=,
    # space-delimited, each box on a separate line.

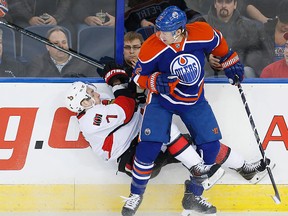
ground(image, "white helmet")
xmin=65 ymin=81 xmax=91 ymax=113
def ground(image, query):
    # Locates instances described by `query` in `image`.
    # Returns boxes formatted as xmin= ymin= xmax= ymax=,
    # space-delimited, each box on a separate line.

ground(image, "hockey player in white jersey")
xmin=64 ymin=66 xmax=225 ymax=190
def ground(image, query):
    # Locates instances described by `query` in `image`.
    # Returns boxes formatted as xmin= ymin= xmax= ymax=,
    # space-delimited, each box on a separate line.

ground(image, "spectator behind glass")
xmin=8 ymin=0 xmax=76 ymax=50
xmin=204 ymin=0 xmax=269 ymax=77
xmin=26 ymin=26 xmax=99 ymax=77
xmin=97 ymin=31 xmax=144 ymax=78
xmin=8 ymin=0 xmax=73 ymax=28
xmin=263 ymin=0 xmax=288 ymax=63
xmin=0 ymin=28 xmax=24 ymax=77
xmin=189 ymin=0 xmax=247 ymax=16
xmin=246 ymin=0 xmax=278 ymax=24
xmin=260 ymin=32 xmax=288 ymax=77
xmin=123 ymin=31 xmax=144 ymax=76
xmin=125 ymin=0 xmax=203 ymax=32
xmin=72 ymin=0 xmax=115 ymax=29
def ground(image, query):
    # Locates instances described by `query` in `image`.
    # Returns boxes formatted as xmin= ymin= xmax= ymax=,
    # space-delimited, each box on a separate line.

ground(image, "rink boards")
xmin=0 ymin=78 xmax=287 ymax=212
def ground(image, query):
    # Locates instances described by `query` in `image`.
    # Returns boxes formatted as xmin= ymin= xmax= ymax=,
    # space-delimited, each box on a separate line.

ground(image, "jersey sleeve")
xmin=113 ymin=95 xmax=135 ymax=124
xmin=186 ymin=22 xmax=229 ymax=57
xmin=132 ymin=34 xmax=166 ymax=89
xmin=210 ymin=29 xmax=230 ymax=57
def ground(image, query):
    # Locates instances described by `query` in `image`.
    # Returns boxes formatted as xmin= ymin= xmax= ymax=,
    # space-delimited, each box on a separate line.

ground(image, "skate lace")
xmin=121 ymin=194 xmax=141 ymax=210
xmin=195 ymin=196 xmax=212 ymax=208
xmin=193 ymin=162 xmax=210 ymax=175
xmin=243 ymin=160 xmax=262 ymax=173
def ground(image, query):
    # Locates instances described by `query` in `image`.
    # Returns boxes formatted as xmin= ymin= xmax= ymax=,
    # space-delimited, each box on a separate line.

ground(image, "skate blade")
xmin=202 ymin=167 xmax=225 ymax=190
xmin=249 ymin=162 xmax=276 ymax=184
xmin=181 ymin=209 xmax=217 ymax=216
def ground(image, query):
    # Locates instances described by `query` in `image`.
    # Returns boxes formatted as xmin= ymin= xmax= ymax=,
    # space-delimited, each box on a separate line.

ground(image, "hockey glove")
xmin=148 ymin=72 xmax=179 ymax=94
xmin=135 ymin=92 xmax=147 ymax=104
xmin=220 ymin=50 xmax=244 ymax=85
xmin=135 ymin=86 xmax=146 ymax=104
xmin=102 ymin=62 xmax=129 ymax=86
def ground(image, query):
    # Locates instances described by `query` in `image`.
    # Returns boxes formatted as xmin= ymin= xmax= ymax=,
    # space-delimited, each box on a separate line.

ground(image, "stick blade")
xmin=272 ymin=195 xmax=281 ymax=204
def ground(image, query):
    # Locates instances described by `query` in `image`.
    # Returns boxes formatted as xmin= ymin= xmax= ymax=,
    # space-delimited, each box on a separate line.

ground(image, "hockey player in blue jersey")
xmin=121 ymin=5 xmax=245 ymax=216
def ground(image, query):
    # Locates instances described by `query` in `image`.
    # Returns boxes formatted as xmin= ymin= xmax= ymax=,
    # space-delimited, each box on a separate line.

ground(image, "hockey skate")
xmin=236 ymin=158 xmax=275 ymax=184
xmin=182 ymin=180 xmax=217 ymax=216
xmin=189 ymin=162 xmax=225 ymax=190
xmin=121 ymin=193 xmax=143 ymax=216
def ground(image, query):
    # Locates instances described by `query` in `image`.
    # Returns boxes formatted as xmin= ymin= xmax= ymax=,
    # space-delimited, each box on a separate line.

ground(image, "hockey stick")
xmin=236 ymin=82 xmax=281 ymax=204
xmin=0 ymin=20 xmax=104 ymax=69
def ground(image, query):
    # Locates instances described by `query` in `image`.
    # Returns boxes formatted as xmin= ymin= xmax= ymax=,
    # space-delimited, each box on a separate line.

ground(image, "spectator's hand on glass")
xmin=140 ymin=19 xmax=155 ymax=28
xmin=103 ymin=13 xmax=115 ymax=26
xmin=209 ymin=54 xmax=223 ymax=70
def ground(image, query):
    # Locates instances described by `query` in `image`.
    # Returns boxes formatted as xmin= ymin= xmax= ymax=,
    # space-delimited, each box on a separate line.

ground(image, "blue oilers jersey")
xmin=133 ymin=21 xmax=229 ymax=107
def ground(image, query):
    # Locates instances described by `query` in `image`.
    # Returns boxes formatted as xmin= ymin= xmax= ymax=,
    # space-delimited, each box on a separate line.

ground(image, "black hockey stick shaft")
xmin=237 ymin=82 xmax=281 ymax=203
xmin=0 ymin=21 xmax=104 ymax=69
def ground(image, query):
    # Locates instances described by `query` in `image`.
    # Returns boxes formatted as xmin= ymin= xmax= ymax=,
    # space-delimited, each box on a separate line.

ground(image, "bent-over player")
xmin=64 ymin=67 xmax=225 ymax=191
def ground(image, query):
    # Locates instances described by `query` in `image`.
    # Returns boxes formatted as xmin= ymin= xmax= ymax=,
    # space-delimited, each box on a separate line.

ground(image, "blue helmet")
xmin=155 ymin=6 xmax=187 ymax=32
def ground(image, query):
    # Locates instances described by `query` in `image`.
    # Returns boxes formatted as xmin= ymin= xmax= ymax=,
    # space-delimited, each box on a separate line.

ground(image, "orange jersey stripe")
xmin=133 ymin=166 xmax=153 ymax=175
xmin=170 ymin=81 xmax=204 ymax=102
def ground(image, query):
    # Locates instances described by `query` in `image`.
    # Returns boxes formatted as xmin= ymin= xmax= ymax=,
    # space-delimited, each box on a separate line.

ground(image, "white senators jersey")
xmin=77 ymin=102 xmax=142 ymax=161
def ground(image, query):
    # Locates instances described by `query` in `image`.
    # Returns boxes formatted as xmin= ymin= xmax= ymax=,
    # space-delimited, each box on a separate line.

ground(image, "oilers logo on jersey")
xmin=170 ymin=54 xmax=201 ymax=85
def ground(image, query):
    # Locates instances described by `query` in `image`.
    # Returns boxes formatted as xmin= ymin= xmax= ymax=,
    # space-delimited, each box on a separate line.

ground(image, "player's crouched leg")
xmin=167 ymin=135 xmax=224 ymax=190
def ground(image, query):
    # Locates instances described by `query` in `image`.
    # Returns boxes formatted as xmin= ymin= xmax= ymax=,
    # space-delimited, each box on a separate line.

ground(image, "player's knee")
xmin=197 ymin=140 xmax=220 ymax=164
xmin=167 ymin=134 xmax=190 ymax=157
xmin=136 ymin=141 xmax=163 ymax=163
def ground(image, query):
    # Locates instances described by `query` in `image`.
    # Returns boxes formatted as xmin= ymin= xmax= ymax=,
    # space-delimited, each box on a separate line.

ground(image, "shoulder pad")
xmin=186 ymin=22 xmax=215 ymax=42
xmin=138 ymin=34 xmax=166 ymax=62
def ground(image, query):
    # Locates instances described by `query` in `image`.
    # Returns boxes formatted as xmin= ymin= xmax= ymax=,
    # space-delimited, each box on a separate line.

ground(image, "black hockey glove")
xmin=102 ymin=62 xmax=129 ymax=86
xmin=135 ymin=92 xmax=147 ymax=104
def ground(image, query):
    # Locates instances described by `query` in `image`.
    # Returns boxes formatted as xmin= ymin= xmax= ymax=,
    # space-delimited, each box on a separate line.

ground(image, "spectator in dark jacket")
xmin=72 ymin=0 xmax=115 ymax=29
xmin=0 ymin=28 xmax=24 ymax=77
xmin=204 ymin=0 xmax=269 ymax=77
xmin=8 ymin=0 xmax=76 ymax=50
xmin=26 ymin=26 xmax=99 ymax=77
xmin=9 ymin=0 xmax=72 ymax=28
xmin=124 ymin=0 xmax=202 ymax=32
